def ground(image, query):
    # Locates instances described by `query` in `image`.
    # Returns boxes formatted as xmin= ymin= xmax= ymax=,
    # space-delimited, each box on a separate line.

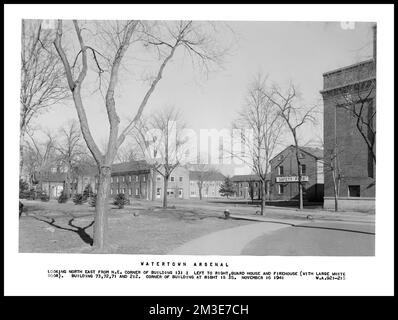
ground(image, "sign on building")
xmin=276 ymin=176 xmax=309 ymax=183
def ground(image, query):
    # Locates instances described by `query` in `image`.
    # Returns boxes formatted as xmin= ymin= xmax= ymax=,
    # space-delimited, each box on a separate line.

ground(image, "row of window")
xmin=156 ymin=176 xmax=184 ymax=182
xmin=277 ymin=165 xmax=306 ymax=175
xmin=276 ymin=184 xmax=361 ymax=197
xmin=111 ymin=175 xmax=146 ymax=183
xmin=111 ymin=188 xmax=140 ymax=196
xmin=237 ymin=182 xmax=260 ymax=188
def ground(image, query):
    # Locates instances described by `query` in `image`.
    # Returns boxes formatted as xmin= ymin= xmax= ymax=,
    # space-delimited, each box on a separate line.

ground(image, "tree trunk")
xmin=332 ymin=170 xmax=339 ymax=212
xmin=260 ymin=179 xmax=266 ymax=215
xmin=19 ymin=143 xmax=24 ymax=180
xmin=298 ymin=182 xmax=303 ymax=210
xmin=162 ymin=175 xmax=168 ymax=208
xmin=199 ymin=183 xmax=202 ymax=200
xmin=93 ymin=166 xmax=111 ymax=251
xmin=151 ymin=171 xmax=156 ymax=201
xmin=65 ymin=172 xmax=71 ymax=198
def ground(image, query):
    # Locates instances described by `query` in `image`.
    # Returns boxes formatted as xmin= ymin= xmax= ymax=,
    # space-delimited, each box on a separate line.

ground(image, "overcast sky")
xmin=32 ymin=20 xmax=374 ymax=174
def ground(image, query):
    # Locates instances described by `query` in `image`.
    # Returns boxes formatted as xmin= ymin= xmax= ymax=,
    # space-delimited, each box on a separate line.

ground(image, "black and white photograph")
xmin=4 ymin=4 xmax=394 ymax=297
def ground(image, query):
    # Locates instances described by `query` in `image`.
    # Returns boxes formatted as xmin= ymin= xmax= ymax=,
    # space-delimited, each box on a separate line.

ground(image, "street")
xmin=241 ymin=221 xmax=375 ymax=256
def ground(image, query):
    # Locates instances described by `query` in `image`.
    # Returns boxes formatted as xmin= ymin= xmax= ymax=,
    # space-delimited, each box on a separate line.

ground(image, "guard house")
xmin=270 ymin=145 xmax=324 ymax=202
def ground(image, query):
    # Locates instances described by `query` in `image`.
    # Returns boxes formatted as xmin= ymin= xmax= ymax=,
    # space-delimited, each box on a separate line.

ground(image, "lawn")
xmin=19 ymin=200 xmax=252 ymax=254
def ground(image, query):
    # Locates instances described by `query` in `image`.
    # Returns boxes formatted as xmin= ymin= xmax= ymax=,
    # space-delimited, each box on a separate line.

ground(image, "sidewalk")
xmin=229 ymin=206 xmax=375 ymax=224
xmin=168 ymin=220 xmax=299 ymax=255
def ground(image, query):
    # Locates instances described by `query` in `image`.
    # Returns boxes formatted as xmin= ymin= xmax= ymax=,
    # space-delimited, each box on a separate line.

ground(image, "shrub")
xmin=19 ymin=201 xmax=24 ymax=217
xmin=113 ymin=193 xmax=129 ymax=209
xmin=73 ymin=193 xmax=84 ymax=205
xmin=40 ymin=193 xmax=50 ymax=202
xmin=20 ymin=188 xmax=40 ymax=200
xmin=83 ymin=184 xmax=94 ymax=201
xmin=57 ymin=190 xmax=69 ymax=203
xmin=88 ymin=194 xmax=97 ymax=207
xmin=19 ymin=179 xmax=30 ymax=199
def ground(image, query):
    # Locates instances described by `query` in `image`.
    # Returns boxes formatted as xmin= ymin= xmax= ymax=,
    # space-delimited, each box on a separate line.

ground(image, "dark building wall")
xmin=321 ymin=59 xmax=376 ymax=201
xmin=109 ymin=171 xmax=151 ymax=199
xmin=270 ymin=146 xmax=323 ymax=202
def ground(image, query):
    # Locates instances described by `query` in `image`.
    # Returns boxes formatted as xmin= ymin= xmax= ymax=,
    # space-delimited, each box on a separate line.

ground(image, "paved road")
xmin=169 ymin=219 xmax=375 ymax=256
xmin=241 ymin=221 xmax=375 ymax=256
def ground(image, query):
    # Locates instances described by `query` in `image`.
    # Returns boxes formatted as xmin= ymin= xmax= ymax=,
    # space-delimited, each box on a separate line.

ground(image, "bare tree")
xmin=189 ymin=162 xmax=218 ymax=200
xmin=233 ymin=74 xmax=284 ymax=215
xmin=24 ymin=131 xmax=58 ymax=190
xmin=336 ymin=78 xmax=376 ymax=166
xmin=144 ymin=107 xmax=188 ymax=208
xmin=55 ymin=121 xmax=87 ymax=198
xmin=20 ymin=20 xmax=68 ymax=176
xmin=53 ymin=20 xmax=227 ymax=250
xmin=264 ymin=83 xmax=318 ymax=210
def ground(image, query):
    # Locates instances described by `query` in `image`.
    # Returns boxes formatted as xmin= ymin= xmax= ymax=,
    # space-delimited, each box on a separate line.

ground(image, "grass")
xmin=19 ymin=199 xmax=252 ymax=254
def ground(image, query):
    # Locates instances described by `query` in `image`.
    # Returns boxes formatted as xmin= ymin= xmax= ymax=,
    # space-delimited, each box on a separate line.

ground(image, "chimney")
xmin=372 ymin=24 xmax=377 ymax=61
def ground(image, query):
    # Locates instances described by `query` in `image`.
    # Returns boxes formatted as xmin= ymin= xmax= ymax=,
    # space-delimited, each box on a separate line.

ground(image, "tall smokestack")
xmin=372 ymin=24 xmax=377 ymax=61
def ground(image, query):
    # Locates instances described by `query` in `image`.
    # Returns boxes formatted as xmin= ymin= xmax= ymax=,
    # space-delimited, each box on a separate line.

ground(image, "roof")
xmin=322 ymin=59 xmax=374 ymax=77
xmin=34 ymin=172 xmax=66 ymax=183
xmin=111 ymin=160 xmax=150 ymax=174
xmin=189 ymin=170 xmax=225 ymax=181
xmin=270 ymin=145 xmax=323 ymax=163
xmin=231 ymin=174 xmax=269 ymax=182
xmin=299 ymin=147 xmax=324 ymax=159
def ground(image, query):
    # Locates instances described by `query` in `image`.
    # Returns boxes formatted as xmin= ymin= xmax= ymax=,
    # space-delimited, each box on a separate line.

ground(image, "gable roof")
xmin=34 ymin=172 xmax=66 ymax=183
xmin=189 ymin=170 xmax=225 ymax=181
xmin=270 ymin=145 xmax=324 ymax=163
xmin=111 ymin=160 xmax=150 ymax=174
xmin=231 ymin=174 xmax=270 ymax=182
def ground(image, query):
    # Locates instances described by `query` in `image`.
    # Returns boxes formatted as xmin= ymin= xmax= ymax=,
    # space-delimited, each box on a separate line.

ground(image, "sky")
xmin=32 ymin=20 xmax=374 ymax=174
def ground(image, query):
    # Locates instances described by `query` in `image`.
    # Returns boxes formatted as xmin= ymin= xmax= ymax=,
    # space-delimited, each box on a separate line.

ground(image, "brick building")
xmin=320 ymin=25 xmax=376 ymax=211
xmin=269 ymin=145 xmax=324 ymax=202
xmin=154 ymin=166 xmax=190 ymax=200
xmin=189 ymin=170 xmax=225 ymax=198
xmin=231 ymin=174 xmax=270 ymax=200
xmin=109 ymin=160 xmax=152 ymax=200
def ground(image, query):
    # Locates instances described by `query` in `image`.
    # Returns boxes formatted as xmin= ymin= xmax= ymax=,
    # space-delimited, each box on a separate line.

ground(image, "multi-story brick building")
xmin=154 ymin=166 xmax=190 ymax=200
xmin=109 ymin=160 xmax=152 ymax=200
xmin=269 ymin=145 xmax=324 ymax=202
xmin=320 ymin=25 xmax=376 ymax=211
xmin=231 ymin=174 xmax=270 ymax=200
xmin=189 ymin=170 xmax=225 ymax=198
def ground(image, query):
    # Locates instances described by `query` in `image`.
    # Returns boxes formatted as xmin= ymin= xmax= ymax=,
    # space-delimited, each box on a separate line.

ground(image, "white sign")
xmin=276 ymin=176 xmax=309 ymax=183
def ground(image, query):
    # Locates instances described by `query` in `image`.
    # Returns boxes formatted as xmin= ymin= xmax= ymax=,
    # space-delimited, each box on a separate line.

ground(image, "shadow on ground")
xmin=33 ymin=216 xmax=95 ymax=245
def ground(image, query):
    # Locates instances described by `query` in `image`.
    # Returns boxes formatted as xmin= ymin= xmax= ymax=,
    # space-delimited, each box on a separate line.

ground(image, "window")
xmin=143 ymin=176 xmax=146 ymax=182
xmin=179 ymin=177 xmax=183 ymax=182
xmin=128 ymin=189 xmax=132 ymax=196
xmin=348 ymin=185 xmax=360 ymax=197
xmin=135 ymin=176 xmax=139 ymax=182
xmin=300 ymin=164 xmax=306 ymax=175
xmin=111 ymin=177 xmax=114 ymax=183
xmin=178 ymin=189 xmax=183 ymax=197
xmin=278 ymin=166 xmax=284 ymax=175
xmin=129 ymin=176 xmax=132 ymax=182
xmin=135 ymin=188 xmax=139 ymax=196
xmin=156 ymin=188 xmax=161 ymax=195
xmin=110 ymin=189 xmax=113 ymax=195
xmin=278 ymin=185 xmax=285 ymax=194
xmin=116 ymin=177 xmax=119 ymax=183
xmin=122 ymin=176 xmax=125 ymax=182
xmin=170 ymin=176 xmax=175 ymax=182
